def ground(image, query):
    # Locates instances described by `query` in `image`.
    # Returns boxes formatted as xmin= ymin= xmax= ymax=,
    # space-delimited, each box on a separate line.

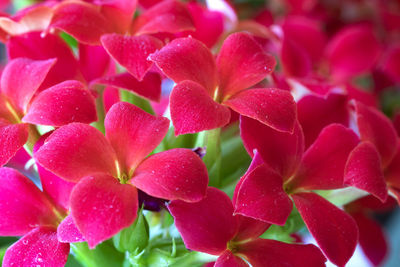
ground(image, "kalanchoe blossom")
xmin=0 ymin=58 xmax=97 ymax=166
xmin=0 ymin=167 xmax=83 ymax=267
xmin=169 ymin=187 xmax=327 ymax=267
xmin=238 ymin=118 xmax=359 ymax=266
xmin=35 ymin=102 xmax=208 ymax=248
xmin=149 ymin=32 xmax=297 ymax=135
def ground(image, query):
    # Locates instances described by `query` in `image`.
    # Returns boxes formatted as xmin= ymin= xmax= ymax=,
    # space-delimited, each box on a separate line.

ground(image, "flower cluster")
xmin=0 ymin=0 xmax=399 ymax=266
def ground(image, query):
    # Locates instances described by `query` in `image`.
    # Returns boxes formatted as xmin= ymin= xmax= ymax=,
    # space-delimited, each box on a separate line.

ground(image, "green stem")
xmin=120 ymin=90 xmax=155 ymax=115
xmin=93 ymin=87 xmax=105 ymax=134
xmin=200 ymin=128 xmax=222 ymax=187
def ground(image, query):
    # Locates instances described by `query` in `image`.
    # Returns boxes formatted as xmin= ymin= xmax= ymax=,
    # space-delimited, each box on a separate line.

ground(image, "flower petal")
xmin=168 ymin=187 xmax=237 ymax=255
xmin=1 ymin=58 xmax=55 ymax=113
xmin=3 ymin=227 xmax=69 ymax=267
xmin=297 ymin=92 xmax=349 ymax=148
xmin=132 ymin=148 xmax=208 ymax=202
xmin=93 ymin=72 xmax=161 ymax=102
xmin=33 ymin=133 xmax=75 ymax=210
xmin=105 ymin=102 xmax=169 ymax=173
xmin=132 ymin=0 xmax=194 ymax=35
xmin=215 ymin=250 xmax=248 ymax=267
xmin=351 ymin=212 xmax=388 ymax=266
xmin=238 ymin=238 xmax=326 ymax=267
xmin=70 ymin=174 xmax=138 ymax=248
xmin=35 ymin=123 xmax=118 ymax=182
xmin=149 ymin=37 xmax=217 ymax=94
xmin=386 ymin=144 xmax=400 ymax=192
xmin=8 ymin=31 xmax=81 ymax=89
xmin=240 ymin=117 xmax=304 ymax=179
xmin=57 ymin=215 xmax=85 ymax=243
xmin=224 ymin=88 xmax=296 ymax=133
xmin=233 ymin=215 xmax=270 ymax=242
xmin=0 ymin=122 xmax=28 ymax=167
xmin=344 ymin=142 xmax=388 ymax=202
xmin=292 ymin=124 xmax=359 ymax=191
xmin=170 ymin=81 xmax=231 ymax=135
xmin=0 ymin=167 xmax=56 ymax=236
xmin=234 ymin=164 xmax=292 ymax=226
xmin=50 ymin=1 xmax=112 ymax=45
xmin=293 ymin=192 xmax=358 ymax=266
xmin=101 ymin=34 xmax=163 ymax=81
xmin=22 ymin=80 xmax=97 ymax=126
xmin=216 ymin=32 xmax=276 ymax=98
xmin=354 ymin=101 xmax=398 ymax=167
xmin=79 ymin=44 xmax=111 ymax=83
xmin=326 ymin=25 xmax=381 ymax=81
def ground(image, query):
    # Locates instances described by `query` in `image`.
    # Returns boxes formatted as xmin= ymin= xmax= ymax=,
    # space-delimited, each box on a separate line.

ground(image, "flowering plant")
xmin=0 ymin=0 xmax=399 ymax=266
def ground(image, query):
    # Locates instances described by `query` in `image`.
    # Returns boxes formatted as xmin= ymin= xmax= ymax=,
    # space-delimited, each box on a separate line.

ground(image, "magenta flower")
xmin=0 ymin=57 xmax=97 ymax=166
xmin=169 ymin=187 xmax=327 ymax=267
xmin=35 ymin=102 xmax=209 ymax=248
xmin=0 ymin=167 xmax=82 ymax=267
xmin=149 ymin=32 xmax=297 ymax=135
xmin=237 ymin=118 xmax=360 ymax=266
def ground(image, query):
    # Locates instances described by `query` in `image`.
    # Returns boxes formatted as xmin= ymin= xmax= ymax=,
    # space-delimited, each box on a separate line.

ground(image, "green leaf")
xmin=71 ymin=240 xmax=124 ymax=267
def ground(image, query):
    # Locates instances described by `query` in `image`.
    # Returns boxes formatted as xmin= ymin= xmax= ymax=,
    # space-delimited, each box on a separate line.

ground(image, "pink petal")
xmin=79 ymin=44 xmax=111 ymax=83
xmin=132 ymin=0 xmax=194 ymax=35
xmin=280 ymin=37 xmax=312 ymax=77
xmin=233 ymin=215 xmax=270 ymax=242
xmin=224 ymin=88 xmax=296 ymax=133
xmin=0 ymin=167 xmax=56 ymax=236
xmin=293 ymin=192 xmax=358 ymax=266
xmin=216 ymin=32 xmax=276 ymax=99
xmin=33 ymin=133 xmax=75 ymax=210
xmin=326 ymin=25 xmax=381 ymax=81
xmin=238 ymin=238 xmax=326 ymax=267
xmin=344 ymin=142 xmax=388 ymax=202
xmin=101 ymin=34 xmax=163 ymax=81
xmin=168 ymin=187 xmax=237 ymax=255
xmin=240 ymin=117 xmax=304 ymax=179
xmin=1 ymin=58 xmax=55 ymax=113
xmin=297 ymin=92 xmax=349 ymax=148
xmin=35 ymin=123 xmax=118 ymax=182
xmin=386 ymin=144 xmax=400 ymax=192
xmin=148 ymin=37 xmax=217 ymax=94
xmin=8 ymin=32 xmax=81 ymax=89
xmin=0 ymin=122 xmax=28 ymax=167
xmin=132 ymin=148 xmax=208 ymax=202
xmin=292 ymin=124 xmax=359 ymax=191
xmin=3 ymin=227 xmax=69 ymax=267
xmin=22 ymin=80 xmax=97 ymax=126
xmin=70 ymin=174 xmax=138 ymax=248
xmin=354 ymin=101 xmax=398 ymax=167
xmin=382 ymin=44 xmax=400 ymax=83
xmin=93 ymin=72 xmax=161 ymax=102
xmin=234 ymin=164 xmax=292 ymax=226
xmin=57 ymin=215 xmax=85 ymax=243
xmin=215 ymin=250 xmax=248 ymax=267
xmin=351 ymin=212 xmax=388 ymax=266
xmin=50 ymin=1 xmax=113 ymax=45
xmin=187 ymin=2 xmax=224 ymax=48
xmin=104 ymin=102 xmax=169 ymax=173
xmin=170 ymin=81 xmax=231 ymax=135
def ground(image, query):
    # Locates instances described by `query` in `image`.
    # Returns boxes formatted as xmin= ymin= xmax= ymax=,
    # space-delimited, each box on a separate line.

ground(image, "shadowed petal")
xmin=293 ymin=192 xmax=358 ymax=266
xmin=0 ymin=122 xmax=28 ymax=167
xmin=215 ymin=250 xmax=248 ymax=267
xmin=168 ymin=187 xmax=237 ymax=255
xmin=132 ymin=148 xmax=208 ymax=202
xmin=70 ymin=174 xmax=138 ymax=248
